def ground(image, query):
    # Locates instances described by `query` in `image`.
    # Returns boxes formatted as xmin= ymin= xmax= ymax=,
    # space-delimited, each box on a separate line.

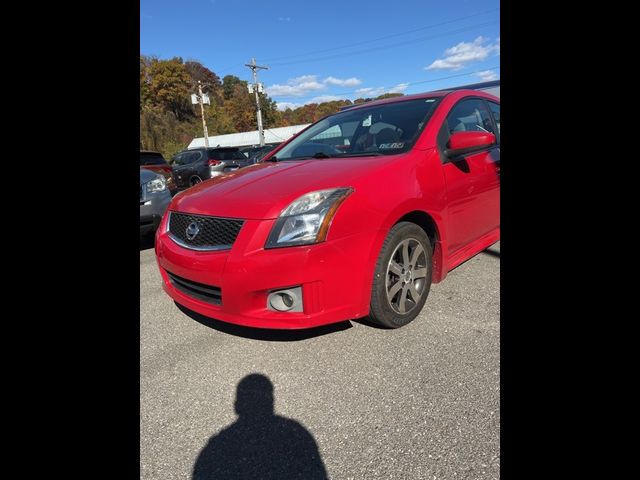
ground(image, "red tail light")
xmin=161 ymin=166 xmax=172 ymax=173
xmin=208 ymin=160 xmax=222 ymax=166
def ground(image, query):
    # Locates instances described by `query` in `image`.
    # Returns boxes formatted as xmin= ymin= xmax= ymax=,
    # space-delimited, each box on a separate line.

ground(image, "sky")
xmin=140 ymin=0 xmax=500 ymax=111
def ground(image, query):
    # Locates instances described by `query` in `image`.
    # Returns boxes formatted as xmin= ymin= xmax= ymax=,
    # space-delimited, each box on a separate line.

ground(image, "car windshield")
xmin=272 ymin=97 xmax=441 ymax=161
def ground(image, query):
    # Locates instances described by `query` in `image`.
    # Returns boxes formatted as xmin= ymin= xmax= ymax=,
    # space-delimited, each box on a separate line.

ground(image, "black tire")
xmin=369 ymin=222 xmax=433 ymax=328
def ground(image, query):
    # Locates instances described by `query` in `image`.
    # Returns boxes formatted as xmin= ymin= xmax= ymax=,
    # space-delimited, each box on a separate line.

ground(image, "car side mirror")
xmin=445 ymin=131 xmax=496 ymax=157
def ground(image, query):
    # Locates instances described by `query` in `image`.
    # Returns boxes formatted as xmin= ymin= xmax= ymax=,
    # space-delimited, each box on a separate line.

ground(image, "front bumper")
xmin=155 ymin=215 xmax=378 ymax=329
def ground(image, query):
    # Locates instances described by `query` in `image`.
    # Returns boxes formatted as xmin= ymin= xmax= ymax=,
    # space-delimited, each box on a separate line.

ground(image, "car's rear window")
xmin=208 ymin=149 xmax=246 ymax=160
xmin=140 ymin=152 xmax=167 ymax=166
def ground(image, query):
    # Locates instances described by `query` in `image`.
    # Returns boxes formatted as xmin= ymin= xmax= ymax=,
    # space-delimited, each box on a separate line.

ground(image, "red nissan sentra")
xmin=155 ymin=89 xmax=500 ymax=329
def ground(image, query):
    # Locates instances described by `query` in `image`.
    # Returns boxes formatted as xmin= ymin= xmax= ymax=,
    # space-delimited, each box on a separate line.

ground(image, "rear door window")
xmin=140 ymin=153 xmax=167 ymax=166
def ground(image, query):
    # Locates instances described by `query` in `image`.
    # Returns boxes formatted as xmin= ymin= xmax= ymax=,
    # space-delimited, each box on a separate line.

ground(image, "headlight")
xmin=146 ymin=176 xmax=167 ymax=193
xmin=265 ymin=188 xmax=353 ymax=248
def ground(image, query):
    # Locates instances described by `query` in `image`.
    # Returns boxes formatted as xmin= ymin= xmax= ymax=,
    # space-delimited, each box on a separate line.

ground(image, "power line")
xmin=261 ymin=8 xmax=499 ymax=63
xmin=214 ymin=9 xmax=498 ymax=77
xmin=270 ymin=20 xmax=499 ymax=67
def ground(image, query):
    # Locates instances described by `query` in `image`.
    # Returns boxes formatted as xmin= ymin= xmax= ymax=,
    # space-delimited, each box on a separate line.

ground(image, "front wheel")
xmin=369 ymin=222 xmax=433 ymax=328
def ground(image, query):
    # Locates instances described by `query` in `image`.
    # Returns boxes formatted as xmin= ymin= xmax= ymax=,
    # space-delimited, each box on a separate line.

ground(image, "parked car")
xmin=140 ymin=151 xmax=177 ymax=195
xmin=171 ymin=147 xmax=252 ymax=190
xmin=155 ymin=89 xmax=500 ymax=329
xmin=240 ymin=144 xmax=279 ymax=163
xmin=140 ymin=169 xmax=171 ymax=236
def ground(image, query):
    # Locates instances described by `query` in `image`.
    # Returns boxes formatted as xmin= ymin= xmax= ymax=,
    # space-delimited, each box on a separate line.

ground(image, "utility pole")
xmin=193 ymin=81 xmax=210 ymax=148
xmin=245 ymin=58 xmax=269 ymax=146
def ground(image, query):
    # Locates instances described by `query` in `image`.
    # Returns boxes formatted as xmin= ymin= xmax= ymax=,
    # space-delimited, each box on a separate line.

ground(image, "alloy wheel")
xmin=385 ymin=238 xmax=428 ymax=314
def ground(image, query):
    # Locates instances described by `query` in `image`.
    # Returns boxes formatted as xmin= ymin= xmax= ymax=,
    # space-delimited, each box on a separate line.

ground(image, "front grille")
xmin=168 ymin=212 xmax=244 ymax=250
xmin=166 ymin=270 xmax=222 ymax=305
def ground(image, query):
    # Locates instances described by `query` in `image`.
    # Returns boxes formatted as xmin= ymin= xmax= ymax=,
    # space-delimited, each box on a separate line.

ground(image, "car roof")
xmin=340 ymin=89 xmax=498 ymax=113
xmin=341 ymin=90 xmax=448 ymax=111
xmin=186 ymin=146 xmax=240 ymax=151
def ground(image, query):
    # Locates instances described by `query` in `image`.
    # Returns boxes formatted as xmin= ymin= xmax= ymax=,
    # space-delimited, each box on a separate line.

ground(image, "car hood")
xmin=170 ymin=156 xmax=398 ymax=220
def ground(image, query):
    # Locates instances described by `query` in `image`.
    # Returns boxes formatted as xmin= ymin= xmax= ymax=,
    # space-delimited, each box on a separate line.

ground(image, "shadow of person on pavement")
xmin=192 ymin=374 xmax=328 ymax=480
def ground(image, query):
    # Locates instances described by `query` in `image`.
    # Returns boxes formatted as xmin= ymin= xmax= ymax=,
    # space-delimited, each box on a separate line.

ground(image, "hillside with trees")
xmin=140 ymin=55 xmax=403 ymax=160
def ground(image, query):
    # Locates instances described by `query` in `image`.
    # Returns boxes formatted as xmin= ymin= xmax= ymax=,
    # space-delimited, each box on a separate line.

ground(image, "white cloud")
xmin=324 ymin=76 xmax=362 ymax=87
xmin=474 ymin=70 xmax=499 ymax=81
xmin=276 ymin=102 xmax=303 ymax=111
xmin=425 ymin=36 xmax=500 ymax=71
xmin=267 ymin=75 xmax=365 ymax=97
xmin=276 ymin=95 xmax=346 ymax=111
xmin=266 ymin=75 xmax=326 ymax=97
xmin=275 ymin=82 xmax=410 ymax=110
xmin=389 ymin=83 xmax=409 ymax=93
xmin=355 ymin=87 xmax=377 ymax=96
xmin=355 ymin=83 xmax=409 ymax=97
xmin=309 ymin=95 xmax=343 ymax=103
xmin=277 ymin=16 xmax=291 ymax=22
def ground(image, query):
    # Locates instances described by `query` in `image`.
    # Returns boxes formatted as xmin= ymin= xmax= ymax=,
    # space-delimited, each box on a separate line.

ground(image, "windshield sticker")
xmin=378 ymin=142 xmax=405 ymax=149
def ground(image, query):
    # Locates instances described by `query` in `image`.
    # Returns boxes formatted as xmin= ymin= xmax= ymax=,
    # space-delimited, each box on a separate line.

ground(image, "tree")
xmin=148 ymin=57 xmax=194 ymax=121
xmin=185 ymin=61 xmax=223 ymax=103
xmin=140 ymin=55 xmax=152 ymax=110
xmin=375 ymin=93 xmax=404 ymax=100
xmin=258 ymin=93 xmax=283 ymax=129
xmin=222 ymin=75 xmax=246 ymax=100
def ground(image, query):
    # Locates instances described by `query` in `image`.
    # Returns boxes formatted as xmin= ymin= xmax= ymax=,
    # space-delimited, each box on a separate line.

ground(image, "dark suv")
xmin=140 ymin=151 xmax=177 ymax=195
xmin=171 ymin=147 xmax=251 ymax=189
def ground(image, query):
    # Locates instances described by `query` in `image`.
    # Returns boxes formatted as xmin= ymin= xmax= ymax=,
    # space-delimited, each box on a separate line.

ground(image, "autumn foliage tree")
xmin=140 ymin=56 xmax=284 ymax=159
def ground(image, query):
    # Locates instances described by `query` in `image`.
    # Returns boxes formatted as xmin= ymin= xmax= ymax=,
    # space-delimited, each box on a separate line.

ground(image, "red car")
xmin=155 ymin=89 xmax=500 ymax=329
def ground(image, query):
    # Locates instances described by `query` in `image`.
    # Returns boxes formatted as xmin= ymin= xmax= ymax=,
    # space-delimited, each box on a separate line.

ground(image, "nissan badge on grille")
xmin=186 ymin=222 xmax=200 ymax=240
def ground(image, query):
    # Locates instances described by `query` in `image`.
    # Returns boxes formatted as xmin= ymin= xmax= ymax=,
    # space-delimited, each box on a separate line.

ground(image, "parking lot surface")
xmin=140 ymin=241 xmax=500 ymax=479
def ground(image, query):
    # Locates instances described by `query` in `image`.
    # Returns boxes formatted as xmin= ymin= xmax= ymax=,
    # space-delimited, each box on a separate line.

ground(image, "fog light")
xmin=267 ymin=287 xmax=303 ymax=312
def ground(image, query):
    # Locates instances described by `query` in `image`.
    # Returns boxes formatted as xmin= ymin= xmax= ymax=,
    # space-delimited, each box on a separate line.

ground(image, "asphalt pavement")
xmin=140 ymin=241 xmax=500 ymax=479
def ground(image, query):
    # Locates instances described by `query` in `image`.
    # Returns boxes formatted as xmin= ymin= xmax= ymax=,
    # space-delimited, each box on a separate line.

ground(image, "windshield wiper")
xmin=269 ymin=151 xmax=385 ymax=162
xmin=275 ymin=152 xmax=334 ymax=161
xmin=337 ymin=152 xmax=385 ymax=157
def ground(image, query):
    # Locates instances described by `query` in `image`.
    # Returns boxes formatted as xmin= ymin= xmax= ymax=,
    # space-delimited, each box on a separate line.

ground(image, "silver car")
xmin=140 ymin=168 xmax=171 ymax=236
